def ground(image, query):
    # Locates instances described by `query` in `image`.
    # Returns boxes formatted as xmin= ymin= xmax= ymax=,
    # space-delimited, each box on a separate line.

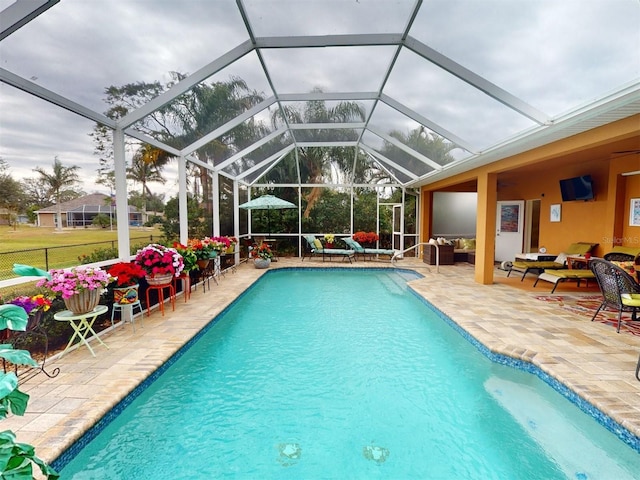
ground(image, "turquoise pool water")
xmin=57 ymin=268 xmax=639 ymax=478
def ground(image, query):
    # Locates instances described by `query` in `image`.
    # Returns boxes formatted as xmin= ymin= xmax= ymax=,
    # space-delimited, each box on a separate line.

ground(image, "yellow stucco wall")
xmin=420 ymin=114 xmax=640 ymax=284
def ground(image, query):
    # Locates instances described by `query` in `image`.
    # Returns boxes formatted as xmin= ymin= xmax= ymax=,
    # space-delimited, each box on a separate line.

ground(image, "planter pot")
xmin=208 ymin=251 xmax=218 ymax=259
xmin=26 ymin=310 xmax=44 ymax=332
xmin=196 ymin=259 xmax=210 ymax=270
xmin=326 ymin=243 xmax=334 ymax=249
xmin=64 ymin=289 xmax=101 ymax=315
xmin=225 ymin=245 xmax=236 ymax=254
xmin=113 ymin=284 xmax=139 ymax=305
xmin=145 ymin=273 xmax=174 ymax=286
xmin=254 ymin=258 xmax=271 ymax=269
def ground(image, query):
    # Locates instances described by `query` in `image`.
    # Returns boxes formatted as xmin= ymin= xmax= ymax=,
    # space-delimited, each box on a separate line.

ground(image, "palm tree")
xmin=271 ymin=90 xmax=366 ymax=217
xmin=381 ymin=127 xmax=457 ymax=179
xmin=33 ymin=157 xmax=80 ymax=231
xmin=169 ymin=76 xmax=266 ymax=217
xmin=128 ymin=144 xmax=168 ymax=197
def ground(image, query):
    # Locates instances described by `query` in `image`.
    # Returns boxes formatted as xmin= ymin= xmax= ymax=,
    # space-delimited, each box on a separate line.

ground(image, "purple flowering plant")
xmin=7 ymin=294 xmax=52 ymax=315
xmin=36 ymin=266 xmax=114 ymax=299
xmin=134 ymin=243 xmax=185 ymax=277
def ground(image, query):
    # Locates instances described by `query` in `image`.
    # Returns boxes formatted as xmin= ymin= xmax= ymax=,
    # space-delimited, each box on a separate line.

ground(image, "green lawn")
xmin=0 ymin=225 xmax=163 ymax=252
xmin=0 ymin=225 xmax=165 ymax=284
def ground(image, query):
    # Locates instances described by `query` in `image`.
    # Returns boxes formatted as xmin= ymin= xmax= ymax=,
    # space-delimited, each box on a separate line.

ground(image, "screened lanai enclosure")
xmin=1 ymin=0 xmax=638 ymax=259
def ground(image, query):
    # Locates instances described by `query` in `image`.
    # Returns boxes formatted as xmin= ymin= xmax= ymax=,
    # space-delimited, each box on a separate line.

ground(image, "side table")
xmin=567 ymin=255 xmax=591 ymax=270
xmin=54 ymin=305 xmax=109 ymax=357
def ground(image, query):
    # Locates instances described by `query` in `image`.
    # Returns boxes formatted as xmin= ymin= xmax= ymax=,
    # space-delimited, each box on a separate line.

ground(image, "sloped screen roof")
xmin=1 ymin=0 xmax=638 ymax=189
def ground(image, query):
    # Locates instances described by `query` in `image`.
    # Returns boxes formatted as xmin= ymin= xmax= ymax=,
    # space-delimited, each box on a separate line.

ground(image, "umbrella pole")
xmin=267 ymin=209 xmax=271 ymax=237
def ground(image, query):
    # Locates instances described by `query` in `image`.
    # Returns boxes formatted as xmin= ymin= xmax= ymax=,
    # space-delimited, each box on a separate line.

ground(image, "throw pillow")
xmin=462 ymin=238 xmax=476 ymax=250
xmin=313 ymin=239 xmax=323 ymax=250
xmin=554 ymin=252 xmax=568 ymax=265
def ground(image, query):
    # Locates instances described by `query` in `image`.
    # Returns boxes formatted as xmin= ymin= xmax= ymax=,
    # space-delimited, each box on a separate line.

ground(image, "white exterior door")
xmin=495 ymin=201 xmax=524 ymax=262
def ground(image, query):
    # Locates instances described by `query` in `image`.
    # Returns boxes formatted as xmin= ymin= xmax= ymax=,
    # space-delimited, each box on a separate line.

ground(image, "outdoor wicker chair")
xmin=589 ymin=258 xmax=640 ymax=333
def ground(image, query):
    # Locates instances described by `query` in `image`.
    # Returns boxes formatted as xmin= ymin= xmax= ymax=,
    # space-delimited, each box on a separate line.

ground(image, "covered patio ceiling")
xmin=1 ymin=0 xmax=639 ymax=190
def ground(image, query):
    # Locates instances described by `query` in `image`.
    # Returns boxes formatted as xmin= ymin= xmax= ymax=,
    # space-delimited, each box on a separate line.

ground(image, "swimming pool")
xmin=56 ymin=268 xmax=639 ymax=478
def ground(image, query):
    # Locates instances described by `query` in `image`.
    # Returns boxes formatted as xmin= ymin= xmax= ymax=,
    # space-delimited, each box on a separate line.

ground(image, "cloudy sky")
xmin=0 ymin=0 xmax=638 ymax=195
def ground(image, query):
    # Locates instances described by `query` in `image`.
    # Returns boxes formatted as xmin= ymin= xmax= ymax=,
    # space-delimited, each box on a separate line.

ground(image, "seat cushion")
xmin=542 ymin=269 xmax=595 ymax=279
xmin=621 ymin=293 xmax=640 ymax=308
xmin=565 ymin=242 xmax=597 ymax=255
xmin=512 ymin=261 xmax=565 ymax=270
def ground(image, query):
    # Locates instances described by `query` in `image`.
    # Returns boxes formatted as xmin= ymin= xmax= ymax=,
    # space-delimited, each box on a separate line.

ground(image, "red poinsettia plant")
xmin=353 ymin=231 xmax=379 ymax=244
xmin=250 ymin=242 xmax=273 ymax=260
xmin=107 ymin=262 xmax=147 ymax=287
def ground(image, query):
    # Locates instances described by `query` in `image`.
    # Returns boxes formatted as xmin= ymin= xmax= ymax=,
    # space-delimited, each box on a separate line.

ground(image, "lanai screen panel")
xmin=0 ymin=0 xmax=638 ymax=192
xmin=412 ymin=0 xmax=640 ymax=116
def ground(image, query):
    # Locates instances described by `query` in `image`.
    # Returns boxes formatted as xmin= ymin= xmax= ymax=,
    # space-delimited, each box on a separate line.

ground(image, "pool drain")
xmin=277 ymin=442 xmax=302 ymax=467
xmin=363 ymin=444 xmax=389 ymax=464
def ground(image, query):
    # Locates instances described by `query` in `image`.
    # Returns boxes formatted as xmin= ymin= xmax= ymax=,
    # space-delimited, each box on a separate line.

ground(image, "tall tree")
xmin=33 ymin=157 xmax=81 ymax=231
xmin=93 ymin=73 xmax=266 ymax=226
xmin=271 ymin=90 xmax=366 ymax=217
xmin=168 ymin=75 xmax=266 ymax=217
xmin=381 ymin=127 xmax=456 ymax=177
xmin=127 ymin=144 xmax=168 ymax=212
xmin=0 ymin=159 xmax=25 ymax=229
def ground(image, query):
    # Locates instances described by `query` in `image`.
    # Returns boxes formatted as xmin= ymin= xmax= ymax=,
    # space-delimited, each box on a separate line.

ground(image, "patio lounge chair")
xmin=302 ymin=235 xmax=355 ymax=263
xmin=342 ymin=237 xmax=396 ymax=261
xmin=507 ymin=242 xmax=598 ymax=281
xmin=533 ymin=269 xmax=596 ymax=293
xmin=589 ymin=258 xmax=640 ymax=333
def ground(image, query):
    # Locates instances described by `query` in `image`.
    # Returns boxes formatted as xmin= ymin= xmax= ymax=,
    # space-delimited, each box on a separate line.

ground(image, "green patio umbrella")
xmin=239 ymin=194 xmax=296 ymax=236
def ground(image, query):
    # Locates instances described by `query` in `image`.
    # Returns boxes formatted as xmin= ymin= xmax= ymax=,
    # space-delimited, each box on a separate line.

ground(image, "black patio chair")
xmin=589 ymin=258 xmax=640 ymax=333
xmin=603 ymin=251 xmax=636 ymax=262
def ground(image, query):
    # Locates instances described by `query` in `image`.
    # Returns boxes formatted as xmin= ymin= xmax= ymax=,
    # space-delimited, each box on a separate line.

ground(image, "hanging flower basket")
xmin=63 ymin=289 xmax=101 ymax=315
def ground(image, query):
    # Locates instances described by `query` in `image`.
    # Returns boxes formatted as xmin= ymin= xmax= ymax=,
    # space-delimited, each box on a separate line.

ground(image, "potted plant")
xmin=172 ymin=242 xmax=198 ymax=273
xmin=0 ymin=303 xmax=59 ymax=479
xmin=353 ymin=231 xmax=379 ymax=247
xmin=251 ymin=242 xmax=273 ymax=269
xmin=324 ymin=234 xmax=335 ymax=248
xmin=134 ymin=243 xmax=185 ymax=285
xmin=223 ymin=236 xmax=238 ymax=254
xmin=5 ymin=294 xmax=53 ymax=332
xmin=187 ymin=238 xmax=213 ymax=270
xmin=107 ymin=262 xmax=146 ymax=305
xmin=209 ymin=236 xmax=231 ymax=254
xmin=37 ymin=266 xmax=113 ymax=315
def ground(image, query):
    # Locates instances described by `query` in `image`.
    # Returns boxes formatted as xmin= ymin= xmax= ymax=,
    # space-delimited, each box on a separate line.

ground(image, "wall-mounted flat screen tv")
xmin=559 ymin=175 xmax=594 ymax=201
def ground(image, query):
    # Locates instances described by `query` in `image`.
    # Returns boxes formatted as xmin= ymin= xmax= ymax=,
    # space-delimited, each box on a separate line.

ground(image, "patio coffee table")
xmin=54 ymin=305 xmax=109 ymax=357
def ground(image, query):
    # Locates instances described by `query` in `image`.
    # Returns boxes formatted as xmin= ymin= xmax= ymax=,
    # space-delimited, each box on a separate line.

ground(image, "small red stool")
xmin=173 ymin=273 xmax=191 ymax=302
xmin=146 ymin=282 xmax=176 ymax=316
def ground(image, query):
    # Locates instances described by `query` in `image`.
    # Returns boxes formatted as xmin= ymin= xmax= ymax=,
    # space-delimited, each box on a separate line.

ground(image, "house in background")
xmin=35 ymin=193 xmax=143 ymax=228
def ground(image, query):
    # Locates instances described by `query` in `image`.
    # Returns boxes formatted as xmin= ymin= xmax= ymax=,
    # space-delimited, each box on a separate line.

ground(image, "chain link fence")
xmin=0 ymin=235 xmax=157 ymax=281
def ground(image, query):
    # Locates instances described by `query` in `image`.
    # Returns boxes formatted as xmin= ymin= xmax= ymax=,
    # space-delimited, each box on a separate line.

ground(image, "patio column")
xmin=212 ymin=170 xmax=220 ymax=237
xmin=178 ymin=156 xmax=188 ymax=245
xmin=113 ymin=128 xmax=131 ymax=260
xmin=475 ymin=172 xmax=497 ymax=285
